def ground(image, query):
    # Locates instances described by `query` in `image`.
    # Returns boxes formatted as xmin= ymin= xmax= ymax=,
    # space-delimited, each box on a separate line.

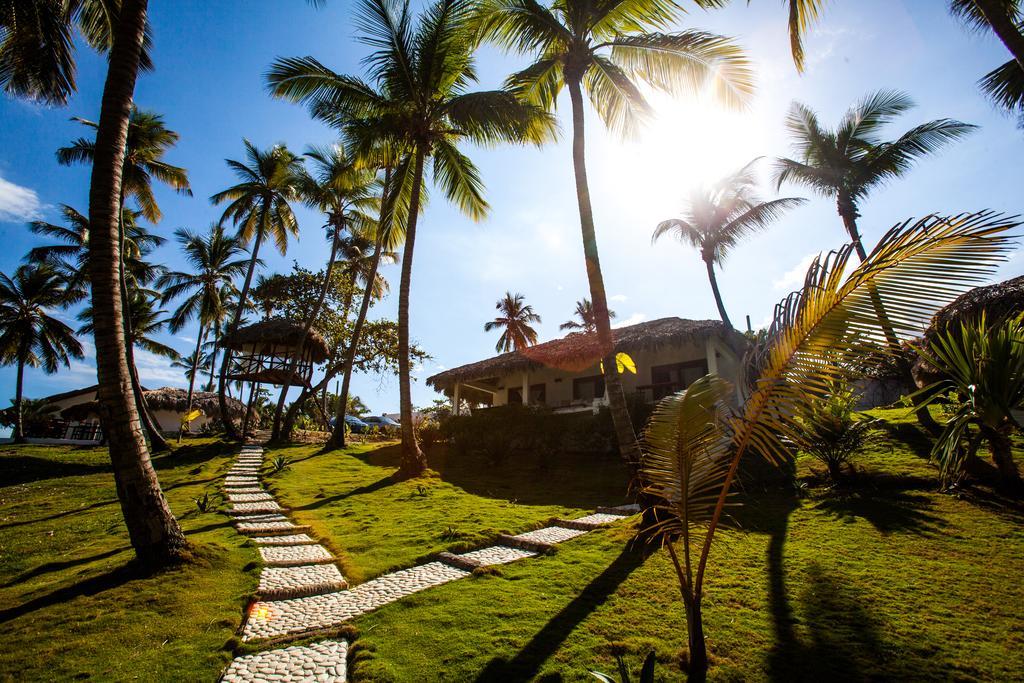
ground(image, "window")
xmin=573 ymin=375 xmax=605 ymax=402
xmin=650 ymin=360 xmax=708 ymax=400
xmin=507 ymin=387 xmax=523 ymax=405
xmin=529 ymin=383 xmax=546 ymax=405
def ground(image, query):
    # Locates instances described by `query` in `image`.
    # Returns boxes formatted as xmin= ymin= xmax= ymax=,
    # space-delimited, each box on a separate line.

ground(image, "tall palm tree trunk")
xmin=840 ymin=199 xmax=941 ymax=434
xmin=85 ymin=0 xmax=187 ymax=566
xmin=972 ymin=0 xmax=1024 ymax=70
xmin=13 ymin=352 xmax=26 ymax=444
xmin=179 ymin=323 xmax=207 ymax=443
xmin=566 ymin=76 xmax=642 ymax=473
xmin=396 ymin=147 xmax=427 ymax=477
xmin=331 ymin=238 xmax=383 ymax=449
xmin=270 ymin=224 xmax=342 ymax=441
xmin=206 ymin=325 xmax=220 ymax=392
xmin=126 ymin=341 xmax=170 ymax=451
xmin=218 ymin=229 xmax=265 ymax=440
xmin=704 ymin=258 xmax=732 ymax=329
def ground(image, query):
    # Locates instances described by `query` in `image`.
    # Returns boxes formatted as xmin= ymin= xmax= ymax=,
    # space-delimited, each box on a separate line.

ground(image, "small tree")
xmin=797 ymin=381 xmax=876 ymax=481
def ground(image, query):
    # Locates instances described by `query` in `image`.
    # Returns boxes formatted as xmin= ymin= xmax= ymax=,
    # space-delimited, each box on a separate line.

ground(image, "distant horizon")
xmin=2 ymin=0 xmax=1022 ymax=420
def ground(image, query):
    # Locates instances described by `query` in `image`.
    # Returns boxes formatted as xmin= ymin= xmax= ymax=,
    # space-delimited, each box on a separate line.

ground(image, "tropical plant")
xmin=158 ymin=224 xmax=249 ymax=440
xmin=951 ymin=0 xmax=1024 ymax=123
xmin=915 ymin=313 xmax=1024 ymax=490
xmin=0 ymin=0 xmax=153 ymax=105
xmin=653 ymin=160 xmax=805 ymax=329
xmin=796 ymin=380 xmax=877 ymax=481
xmin=266 ymin=0 xmax=555 ymax=476
xmin=0 ymin=264 xmax=83 ymax=443
xmin=211 ymin=140 xmax=304 ymax=440
xmin=484 ymin=291 xmax=542 ymax=352
xmin=639 ymin=211 xmax=1016 ymax=681
xmin=26 ymin=203 xmax=166 ymax=294
xmin=559 ymin=298 xmax=614 ymax=333
xmin=57 ymin=107 xmax=192 ymax=222
xmin=474 ymin=0 xmax=754 ymax=473
xmin=589 ymin=651 xmax=656 ymax=683
xmin=773 ymin=91 xmax=975 ymax=263
xmin=171 ymin=350 xmax=210 ymax=385
xmin=268 ymin=144 xmax=379 ymax=442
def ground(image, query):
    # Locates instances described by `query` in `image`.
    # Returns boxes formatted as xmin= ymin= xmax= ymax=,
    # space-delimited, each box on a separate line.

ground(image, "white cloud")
xmin=134 ymin=348 xmax=188 ymax=388
xmin=613 ymin=312 xmax=646 ymax=328
xmin=0 ymin=174 xmax=43 ymax=222
xmin=773 ymin=253 xmax=818 ymax=291
xmin=609 ymin=294 xmax=628 ymax=303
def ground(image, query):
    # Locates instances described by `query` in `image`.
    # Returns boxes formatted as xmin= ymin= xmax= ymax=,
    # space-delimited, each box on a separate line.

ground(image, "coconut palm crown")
xmin=485 ymin=291 xmax=542 ymax=352
xmin=654 ymin=160 xmax=806 ymax=328
xmin=773 ymin=90 xmax=976 ymax=261
xmin=560 ymin=298 xmax=615 ymax=333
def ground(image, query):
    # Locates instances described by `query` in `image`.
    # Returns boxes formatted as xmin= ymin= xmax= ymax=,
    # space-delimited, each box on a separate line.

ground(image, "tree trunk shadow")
xmin=473 ymin=543 xmax=654 ymax=682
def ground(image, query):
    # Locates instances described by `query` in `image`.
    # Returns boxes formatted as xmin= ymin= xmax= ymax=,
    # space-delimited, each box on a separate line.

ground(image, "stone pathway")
xmin=220 ymin=442 xmax=639 ymax=682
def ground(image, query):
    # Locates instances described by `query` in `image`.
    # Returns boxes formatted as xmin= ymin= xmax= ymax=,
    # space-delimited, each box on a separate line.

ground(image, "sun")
xmin=594 ymin=91 xmax=774 ymax=221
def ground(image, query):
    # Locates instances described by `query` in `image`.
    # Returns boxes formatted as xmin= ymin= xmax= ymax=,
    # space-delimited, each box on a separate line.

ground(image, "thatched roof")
xmin=911 ymin=276 xmax=1024 ymax=388
xmin=40 ymin=384 xmax=99 ymax=404
xmin=61 ymin=388 xmax=246 ymax=421
xmin=924 ymin=275 xmax=1024 ymax=340
xmin=221 ymin=319 xmax=331 ymax=363
xmin=427 ymin=317 xmax=743 ymax=390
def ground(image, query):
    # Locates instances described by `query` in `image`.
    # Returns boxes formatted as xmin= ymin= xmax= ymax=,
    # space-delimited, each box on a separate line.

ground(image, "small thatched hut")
xmin=60 ymin=388 xmax=246 ymax=434
xmin=221 ymin=318 xmax=331 ymax=387
xmin=427 ymin=317 xmax=746 ymax=414
xmin=913 ymin=275 xmax=1024 ymax=387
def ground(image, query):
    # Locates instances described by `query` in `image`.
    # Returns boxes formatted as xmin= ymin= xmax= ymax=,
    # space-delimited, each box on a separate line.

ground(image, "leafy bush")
xmin=193 ymin=491 xmax=216 ymax=513
xmin=798 ymin=383 xmax=877 ymax=481
xmin=269 ymin=456 xmax=290 ymax=475
xmin=589 ymin=651 xmax=655 ymax=683
xmin=416 ymin=418 xmax=443 ymax=450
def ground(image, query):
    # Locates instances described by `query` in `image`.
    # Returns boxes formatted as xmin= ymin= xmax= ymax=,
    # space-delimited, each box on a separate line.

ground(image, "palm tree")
xmin=171 ymin=350 xmax=209 ymax=386
xmin=268 ymin=144 xmax=378 ymax=442
xmin=641 ymin=211 xmax=1017 ymax=681
xmin=484 ymin=291 xmax=542 ymax=352
xmin=0 ymin=0 xmax=153 ymax=105
xmin=654 ymin=161 xmax=806 ymax=329
xmin=0 ymin=264 xmax=83 ymax=443
xmin=559 ymin=298 xmax=614 ymax=333
xmin=57 ymin=107 xmax=192 ymax=222
xmin=774 ymin=91 xmax=975 ymax=262
xmin=951 ymin=0 xmax=1024 ymax=121
xmin=2 ymin=0 xmax=190 ymax=566
xmin=211 ymin=140 xmax=304 ymax=440
xmin=158 ymin=225 xmax=249 ymax=440
xmin=474 ymin=0 xmax=754 ymax=471
xmin=266 ymin=0 xmax=555 ymax=476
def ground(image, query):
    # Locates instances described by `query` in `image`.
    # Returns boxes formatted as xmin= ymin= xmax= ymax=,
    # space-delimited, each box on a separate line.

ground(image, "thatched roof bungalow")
xmin=221 ymin=319 xmax=331 ymax=386
xmin=427 ymin=317 xmax=746 ymax=413
xmin=60 ymin=387 xmax=246 ymax=434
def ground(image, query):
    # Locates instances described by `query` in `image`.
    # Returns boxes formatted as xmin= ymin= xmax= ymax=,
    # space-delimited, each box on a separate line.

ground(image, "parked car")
xmin=344 ymin=415 xmax=369 ymax=434
xmin=361 ymin=415 xmax=400 ymax=433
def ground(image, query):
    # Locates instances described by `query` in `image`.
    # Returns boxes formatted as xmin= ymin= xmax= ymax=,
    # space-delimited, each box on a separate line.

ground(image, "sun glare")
xmin=597 ymin=92 xmax=774 ymax=220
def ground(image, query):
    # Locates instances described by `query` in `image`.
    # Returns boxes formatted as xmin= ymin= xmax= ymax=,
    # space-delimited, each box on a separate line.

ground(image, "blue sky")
xmin=1 ymin=0 xmax=1022 ymax=418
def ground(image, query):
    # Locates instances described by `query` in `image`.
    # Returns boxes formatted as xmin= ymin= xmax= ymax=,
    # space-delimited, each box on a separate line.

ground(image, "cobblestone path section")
xmin=220 ymin=441 xmax=639 ymax=681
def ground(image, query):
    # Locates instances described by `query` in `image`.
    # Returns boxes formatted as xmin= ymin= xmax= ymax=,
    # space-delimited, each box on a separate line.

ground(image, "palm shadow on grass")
xmin=473 ymin=543 xmax=655 ymax=682
xmin=0 ymin=456 xmax=110 ymax=488
xmin=809 ymin=471 xmax=947 ymax=535
xmin=288 ymin=475 xmax=395 ymax=512
xmin=0 ymin=546 xmax=131 ymax=588
xmin=0 ymin=561 xmax=144 ymax=625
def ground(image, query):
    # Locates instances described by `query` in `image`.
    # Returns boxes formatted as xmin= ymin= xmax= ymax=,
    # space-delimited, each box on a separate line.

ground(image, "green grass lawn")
xmin=2 ymin=408 xmax=1022 ymax=682
xmin=262 ymin=411 xmax=1024 ymax=682
xmin=0 ymin=438 xmax=256 ymax=682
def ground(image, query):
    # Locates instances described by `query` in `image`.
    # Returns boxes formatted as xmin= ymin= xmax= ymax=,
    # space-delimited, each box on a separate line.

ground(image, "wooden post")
xmin=453 ymin=383 xmax=461 ymax=416
xmin=522 ymin=372 xmax=530 ymax=407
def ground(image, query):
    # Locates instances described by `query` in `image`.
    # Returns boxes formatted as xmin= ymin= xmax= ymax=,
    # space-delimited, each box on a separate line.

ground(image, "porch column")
xmin=705 ymin=338 xmax=719 ymax=376
xmin=522 ymin=372 xmax=530 ymax=407
xmin=453 ymin=383 xmax=461 ymax=416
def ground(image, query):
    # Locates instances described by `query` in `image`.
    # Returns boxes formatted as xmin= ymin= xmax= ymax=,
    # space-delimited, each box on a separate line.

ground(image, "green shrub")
xmin=798 ymin=383 xmax=877 ymax=481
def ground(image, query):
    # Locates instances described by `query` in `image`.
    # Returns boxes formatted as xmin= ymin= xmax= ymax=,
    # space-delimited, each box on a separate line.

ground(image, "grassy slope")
xmin=264 ymin=411 xmax=1024 ymax=682
xmin=0 ymin=439 xmax=256 ymax=682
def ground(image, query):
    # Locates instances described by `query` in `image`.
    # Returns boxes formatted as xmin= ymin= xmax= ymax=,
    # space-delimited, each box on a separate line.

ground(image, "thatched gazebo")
xmin=913 ymin=275 xmax=1024 ymax=387
xmin=220 ymin=319 xmax=331 ymax=388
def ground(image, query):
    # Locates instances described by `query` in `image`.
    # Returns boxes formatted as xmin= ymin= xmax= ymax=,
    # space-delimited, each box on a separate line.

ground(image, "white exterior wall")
xmin=479 ymin=339 xmax=734 ymax=409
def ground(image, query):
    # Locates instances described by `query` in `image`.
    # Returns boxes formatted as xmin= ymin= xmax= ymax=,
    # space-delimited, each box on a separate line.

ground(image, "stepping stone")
xmin=458 ymin=545 xmax=536 ymax=566
xmin=259 ymin=544 xmax=334 ymax=567
xmin=258 ymin=564 xmax=348 ymax=599
xmin=230 ymin=501 xmax=284 ymax=515
xmin=229 ymin=468 xmax=262 ymax=475
xmin=514 ymin=526 xmax=588 ymax=545
xmin=223 ymin=487 xmax=264 ymax=495
xmin=236 ymin=521 xmax=311 ymax=536
xmin=234 ymin=513 xmax=290 ymax=523
xmin=227 ymin=492 xmax=275 ymax=503
xmin=242 ymin=562 xmax=470 ymax=641
xmin=568 ymin=512 xmax=628 ymax=527
xmin=221 ymin=639 xmax=347 ymax=683
xmin=226 ymin=477 xmax=260 ymax=486
xmin=595 ymin=503 xmax=641 ymax=515
xmin=252 ymin=534 xmax=317 ymax=546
